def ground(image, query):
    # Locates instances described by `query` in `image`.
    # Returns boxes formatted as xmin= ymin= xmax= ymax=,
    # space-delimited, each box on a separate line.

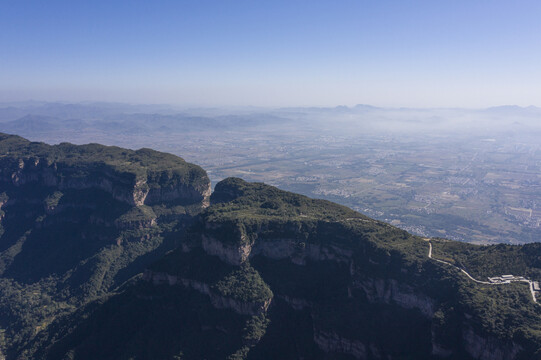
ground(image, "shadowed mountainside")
xmin=0 ymin=133 xmax=210 ymax=357
xmin=1 ymin=134 xmax=541 ymax=359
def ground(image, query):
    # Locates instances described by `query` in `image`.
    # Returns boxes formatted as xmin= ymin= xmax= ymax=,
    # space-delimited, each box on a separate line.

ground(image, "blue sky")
xmin=1 ymin=0 xmax=540 ymax=107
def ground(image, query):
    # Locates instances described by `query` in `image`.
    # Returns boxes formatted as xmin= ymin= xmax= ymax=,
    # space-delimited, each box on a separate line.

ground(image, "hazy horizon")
xmin=1 ymin=99 xmax=541 ymax=112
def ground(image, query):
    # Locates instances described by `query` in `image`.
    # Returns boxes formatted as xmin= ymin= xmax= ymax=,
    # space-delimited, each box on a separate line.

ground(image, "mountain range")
xmin=1 ymin=133 xmax=541 ymax=359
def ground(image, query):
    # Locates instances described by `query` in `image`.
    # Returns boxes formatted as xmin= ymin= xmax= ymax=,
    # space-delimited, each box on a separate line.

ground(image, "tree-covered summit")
xmin=210 ymin=177 xmax=369 ymax=221
xmin=0 ymin=132 xmax=208 ymax=186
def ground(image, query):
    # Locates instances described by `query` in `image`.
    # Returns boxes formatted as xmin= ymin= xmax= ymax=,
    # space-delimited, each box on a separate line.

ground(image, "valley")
xmin=2 ymin=103 xmax=540 ymax=244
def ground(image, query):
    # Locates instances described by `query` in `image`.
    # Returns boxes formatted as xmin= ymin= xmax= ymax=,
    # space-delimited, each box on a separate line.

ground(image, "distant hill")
xmin=0 ymin=115 xmax=61 ymax=133
xmin=483 ymin=105 xmax=541 ymax=117
xmin=0 ymin=108 xmax=292 ymax=140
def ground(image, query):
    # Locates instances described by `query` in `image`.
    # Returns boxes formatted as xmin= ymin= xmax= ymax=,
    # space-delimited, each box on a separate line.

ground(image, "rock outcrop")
xmin=462 ymin=324 xmax=523 ymax=360
xmin=0 ymin=156 xmax=210 ymax=208
xmin=355 ymin=277 xmax=436 ymax=318
xmin=313 ymin=329 xmax=367 ymax=359
xmin=200 ymin=222 xmax=355 ymax=266
xmin=0 ymin=134 xmax=211 ymax=209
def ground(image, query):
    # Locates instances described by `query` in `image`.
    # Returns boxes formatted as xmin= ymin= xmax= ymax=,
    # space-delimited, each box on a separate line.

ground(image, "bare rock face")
xmin=1 ymin=156 xmax=211 ymax=208
xmin=0 ymin=195 xmax=7 ymax=222
xmin=431 ymin=334 xmax=454 ymax=358
xmin=0 ymin=135 xmax=211 ymax=210
xmin=200 ymin=232 xmax=356 ymax=266
xmin=462 ymin=324 xmax=523 ymax=360
xmin=355 ymin=277 xmax=436 ymax=318
xmin=313 ymin=329 xmax=367 ymax=359
xmin=200 ymin=220 xmax=355 ymax=266
xmin=201 ymin=233 xmax=252 ymax=266
xmin=145 ymin=180 xmax=212 ymax=207
xmin=277 ymin=295 xmax=311 ymax=310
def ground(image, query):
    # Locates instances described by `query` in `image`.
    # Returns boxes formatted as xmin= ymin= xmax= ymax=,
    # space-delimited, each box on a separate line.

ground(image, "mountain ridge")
xmin=1 ymin=133 xmax=541 ymax=359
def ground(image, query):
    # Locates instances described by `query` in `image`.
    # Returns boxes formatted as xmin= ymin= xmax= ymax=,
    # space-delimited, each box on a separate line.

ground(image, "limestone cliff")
xmin=0 ymin=134 xmax=211 ymax=208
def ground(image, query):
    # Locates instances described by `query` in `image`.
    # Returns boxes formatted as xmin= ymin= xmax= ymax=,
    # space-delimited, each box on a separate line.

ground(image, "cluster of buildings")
xmin=488 ymin=275 xmax=525 ymax=284
xmin=486 ymin=275 xmax=541 ymax=302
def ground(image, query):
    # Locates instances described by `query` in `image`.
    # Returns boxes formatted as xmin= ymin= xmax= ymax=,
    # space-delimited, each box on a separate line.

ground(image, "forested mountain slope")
xmin=0 ymin=133 xmax=210 ymax=358
xmin=1 ymin=133 xmax=541 ymax=359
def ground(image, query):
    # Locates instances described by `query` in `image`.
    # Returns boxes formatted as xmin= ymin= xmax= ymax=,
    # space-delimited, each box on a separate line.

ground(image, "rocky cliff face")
xmin=201 ymin=228 xmax=355 ymax=266
xmin=461 ymin=324 xmax=523 ymax=360
xmin=201 ymin=232 xmax=252 ymax=266
xmin=4 ymin=142 xmax=541 ymax=360
xmin=355 ymin=277 xmax=436 ymax=317
xmin=0 ymin=134 xmax=214 ymax=359
xmin=0 ymin=153 xmax=210 ymax=208
xmin=313 ymin=329 xmax=368 ymax=359
xmin=0 ymin=195 xmax=7 ymax=223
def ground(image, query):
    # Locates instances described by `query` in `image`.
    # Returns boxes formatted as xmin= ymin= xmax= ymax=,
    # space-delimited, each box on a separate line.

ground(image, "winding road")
xmin=426 ymin=240 xmax=538 ymax=303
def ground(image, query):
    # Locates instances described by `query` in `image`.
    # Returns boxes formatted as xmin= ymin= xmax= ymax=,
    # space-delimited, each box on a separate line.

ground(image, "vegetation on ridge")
xmin=0 ymin=134 xmax=211 ymax=358
xmin=3 ymin=135 xmax=541 ymax=359
xmin=0 ymin=132 xmax=208 ymax=189
xmin=431 ymin=239 xmax=541 ymax=281
xmin=213 ymin=264 xmax=273 ymax=304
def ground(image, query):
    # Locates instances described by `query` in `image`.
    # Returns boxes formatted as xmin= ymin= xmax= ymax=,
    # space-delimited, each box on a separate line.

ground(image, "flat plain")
xmin=2 ymin=103 xmax=540 ymax=244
